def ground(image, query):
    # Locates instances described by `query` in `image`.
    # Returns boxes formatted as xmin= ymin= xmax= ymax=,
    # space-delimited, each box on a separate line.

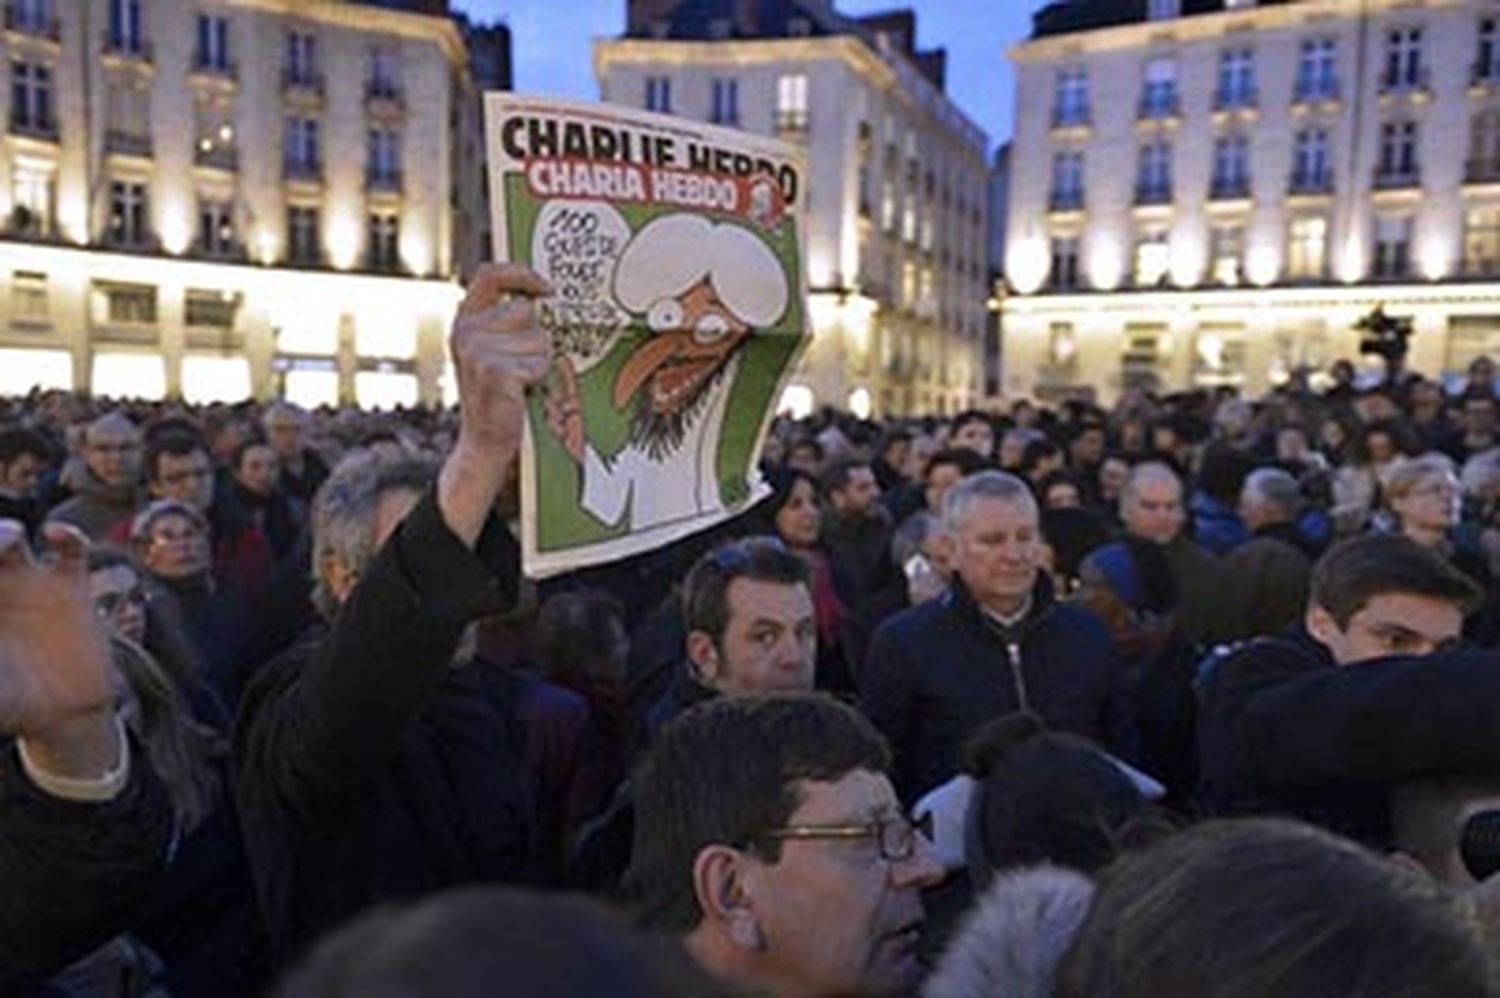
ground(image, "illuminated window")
xmin=91 ymin=352 xmax=164 ymax=400
xmin=11 ymin=166 xmax=53 ymax=236
xmin=776 ymin=74 xmax=808 ymax=130
xmin=197 ymin=199 xmax=235 ymax=257
xmin=1133 ymin=228 xmax=1170 ymax=287
xmin=356 ymin=370 xmax=417 ymax=410
xmin=1287 ymin=216 xmax=1328 ymax=280
xmin=367 ymin=214 xmax=400 ymax=272
xmin=184 ymin=288 xmax=239 ymax=330
xmin=1373 ymin=215 xmax=1413 ymax=279
xmin=11 ymin=270 xmax=47 ymax=324
xmin=1464 ymin=208 xmax=1500 ymax=276
xmin=1211 ymin=225 xmax=1243 ymax=286
xmin=287 ymin=206 xmax=320 ymax=266
xmin=284 ymin=367 xmax=338 ymax=409
xmin=180 ymin=356 xmax=249 ymax=404
xmin=0 ymin=347 xmax=68 ymax=393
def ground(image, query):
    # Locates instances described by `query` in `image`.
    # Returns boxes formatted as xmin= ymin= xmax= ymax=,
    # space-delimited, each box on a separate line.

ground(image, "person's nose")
xmin=891 ymin=835 xmax=945 ymax=890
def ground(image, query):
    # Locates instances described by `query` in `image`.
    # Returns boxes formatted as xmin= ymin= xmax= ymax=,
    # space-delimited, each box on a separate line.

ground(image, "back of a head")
xmin=624 ymin=693 xmax=889 ymax=933
xmin=277 ymin=888 xmax=717 ymax=998
xmin=1054 ymin=819 xmax=1497 ymax=998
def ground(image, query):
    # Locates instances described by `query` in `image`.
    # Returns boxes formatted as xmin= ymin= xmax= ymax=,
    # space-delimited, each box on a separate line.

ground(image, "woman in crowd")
xmin=229 ymin=438 xmax=305 ymax=566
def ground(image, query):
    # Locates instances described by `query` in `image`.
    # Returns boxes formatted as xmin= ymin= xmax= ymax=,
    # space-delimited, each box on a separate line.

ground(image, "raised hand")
xmin=439 ymin=263 xmax=554 ymax=547
xmin=0 ymin=521 xmax=118 ymax=778
xmin=543 ymin=357 xmax=585 ymax=464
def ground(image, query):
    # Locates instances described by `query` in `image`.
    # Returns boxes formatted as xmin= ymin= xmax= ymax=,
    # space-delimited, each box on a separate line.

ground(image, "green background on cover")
xmin=508 ymin=173 xmax=806 ymax=552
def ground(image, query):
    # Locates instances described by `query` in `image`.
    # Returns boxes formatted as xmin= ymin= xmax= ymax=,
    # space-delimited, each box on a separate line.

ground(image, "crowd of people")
xmin=5 ymin=263 xmax=1500 ymax=996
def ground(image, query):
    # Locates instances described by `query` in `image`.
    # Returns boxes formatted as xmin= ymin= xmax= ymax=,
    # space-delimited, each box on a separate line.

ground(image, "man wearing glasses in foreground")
xmin=625 ymin=694 xmax=943 ymax=997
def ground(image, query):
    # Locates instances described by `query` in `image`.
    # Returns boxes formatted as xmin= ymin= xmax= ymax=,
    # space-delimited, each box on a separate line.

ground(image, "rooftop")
xmin=1031 ymin=0 xmax=1297 ymax=39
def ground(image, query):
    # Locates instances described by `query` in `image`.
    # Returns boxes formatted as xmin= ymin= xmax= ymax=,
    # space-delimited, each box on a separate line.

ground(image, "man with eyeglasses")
xmin=47 ymin=411 xmax=142 ymax=542
xmin=625 ymin=694 xmax=943 ymax=997
xmin=1199 ymin=533 xmax=1500 ymax=846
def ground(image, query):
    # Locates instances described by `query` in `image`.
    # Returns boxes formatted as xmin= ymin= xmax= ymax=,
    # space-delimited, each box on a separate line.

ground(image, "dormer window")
xmin=1148 ymin=0 xmax=1180 ymax=21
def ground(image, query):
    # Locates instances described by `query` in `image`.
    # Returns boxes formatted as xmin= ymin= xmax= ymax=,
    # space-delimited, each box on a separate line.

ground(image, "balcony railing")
xmin=1137 ymin=93 xmax=1180 ymax=121
xmin=194 ymin=144 xmax=238 ymax=171
xmin=101 ymin=31 xmax=151 ymax=62
xmin=283 ymin=159 xmax=322 ymax=182
xmin=366 ymin=168 xmax=403 ymax=193
xmin=188 ymin=239 xmax=247 ymax=264
xmin=1289 ymin=170 xmax=1333 ymax=195
xmin=1134 ymin=183 xmax=1173 ymax=206
xmin=5 ymin=5 xmax=59 ymax=40
xmin=1380 ymin=67 xmax=1430 ymax=94
xmin=1048 ymin=189 xmax=1084 ymax=212
xmin=10 ymin=114 xmax=57 ymax=141
xmin=282 ymin=68 xmax=325 ymax=97
xmin=1374 ymin=167 xmax=1421 ymax=190
xmin=1051 ymin=106 xmax=1090 ymax=129
xmin=1467 ymin=158 xmax=1500 ymax=184
xmin=1213 ymin=86 xmax=1258 ymax=111
xmin=1209 ymin=176 xmax=1251 ymax=200
xmin=1293 ymin=77 xmax=1340 ymax=103
xmin=104 ymin=130 xmax=152 ymax=158
xmin=190 ymin=56 xmax=238 ymax=80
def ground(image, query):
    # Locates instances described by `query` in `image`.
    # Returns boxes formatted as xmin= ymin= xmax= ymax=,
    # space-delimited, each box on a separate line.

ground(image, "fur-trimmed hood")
xmin=923 ymin=866 xmax=1095 ymax=998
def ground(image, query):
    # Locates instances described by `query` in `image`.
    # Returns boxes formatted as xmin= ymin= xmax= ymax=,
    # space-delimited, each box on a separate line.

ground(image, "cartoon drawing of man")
xmin=545 ymin=213 xmax=790 ymax=532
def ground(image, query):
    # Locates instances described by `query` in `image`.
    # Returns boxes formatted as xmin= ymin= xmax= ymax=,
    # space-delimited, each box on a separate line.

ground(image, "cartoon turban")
xmin=614 ymin=214 xmax=789 ymax=330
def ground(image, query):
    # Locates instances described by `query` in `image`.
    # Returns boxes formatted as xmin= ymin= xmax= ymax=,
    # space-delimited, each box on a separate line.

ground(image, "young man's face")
xmin=151 ymin=448 xmax=215 ymax=512
xmin=0 ymin=453 xmax=42 ymax=496
xmin=695 ymin=578 xmax=815 ymax=697
xmin=950 ymin=420 xmax=994 ymax=459
xmin=832 ymin=467 xmax=881 ymax=519
xmin=1309 ymin=592 xmax=1464 ymax=665
xmin=739 ymin=769 xmax=942 ymax=997
xmin=85 ymin=423 xmax=141 ymax=488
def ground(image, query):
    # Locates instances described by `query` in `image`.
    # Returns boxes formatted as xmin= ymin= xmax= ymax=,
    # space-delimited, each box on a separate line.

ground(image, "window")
xmin=11 ymin=0 xmax=54 ymax=36
xmin=1480 ymin=19 xmax=1500 ymax=84
xmin=195 ymin=14 xmax=230 ymax=72
xmin=1121 ymin=326 xmax=1166 ymax=390
xmin=1377 ymin=121 xmax=1420 ymax=186
xmin=105 ymin=84 xmax=149 ymax=144
xmin=1050 ymin=150 xmax=1084 ymax=210
xmin=1216 ymin=48 xmax=1256 ymax=108
xmin=644 ymin=76 xmax=671 ymax=113
xmin=287 ymin=206 xmax=320 ymax=265
xmin=108 ymin=180 xmax=148 ymax=246
xmin=12 ymin=271 xmax=48 ymax=324
xmin=1471 ymin=111 xmax=1500 ymax=182
xmin=1053 ymin=68 xmax=1089 ymax=126
xmin=1134 ymin=228 xmax=1170 ymax=287
xmin=1373 ymin=215 xmax=1412 ymax=278
xmin=777 ymin=74 xmax=809 ymax=130
xmin=197 ymin=199 xmax=234 ymax=256
xmin=286 ymin=31 xmax=318 ymax=86
xmin=1383 ymin=27 xmax=1425 ymax=91
xmin=1049 ymin=236 xmax=1080 ymax=290
xmin=368 ymin=127 xmax=400 ymax=187
xmin=1292 ymin=128 xmax=1331 ymax=192
xmin=285 ymin=117 xmax=320 ymax=178
xmin=1147 ymin=0 xmax=1180 ymax=20
xmin=1136 ymin=140 xmax=1172 ymax=203
xmin=1194 ymin=326 xmax=1248 ymax=387
xmin=107 ymin=0 xmax=144 ymax=55
xmin=195 ymin=104 xmax=235 ymax=169
xmin=100 ymin=282 xmax=156 ymax=325
xmin=368 ymin=46 xmax=399 ymax=99
xmin=368 ymin=214 xmax=400 ymax=271
xmin=1287 ymin=216 xmax=1328 ymax=279
xmin=1140 ymin=58 xmax=1178 ymax=119
xmin=1295 ymin=38 xmax=1338 ymax=100
xmin=1210 ymin=225 xmax=1243 ymax=285
xmin=10 ymin=62 xmax=52 ymax=136
xmin=1211 ymin=134 xmax=1250 ymax=199
xmin=10 ymin=167 xmax=51 ymax=236
xmin=185 ymin=289 xmax=239 ymax=329
xmin=710 ymin=78 xmax=738 ymax=125
xmin=1465 ymin=208 xmax=1500 ymax=275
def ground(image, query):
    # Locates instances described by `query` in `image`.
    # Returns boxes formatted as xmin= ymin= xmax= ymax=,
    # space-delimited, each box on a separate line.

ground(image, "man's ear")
xmin=691 ymin=844 xmax=763 ymax=952
xmin=1305 ymin=604 xmax=1340 ymax=648
xmin=686 ymin=630 xmax=720 ymax=685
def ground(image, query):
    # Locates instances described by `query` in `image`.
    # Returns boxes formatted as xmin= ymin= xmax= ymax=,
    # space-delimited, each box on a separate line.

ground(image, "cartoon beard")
xmin=626 ymin=355 xmax=734 ymax=462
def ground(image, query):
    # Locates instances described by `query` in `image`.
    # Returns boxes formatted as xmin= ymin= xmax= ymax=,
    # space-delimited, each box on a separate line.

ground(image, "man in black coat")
xmin=861 ymin=471 xmax=1135 ymax=803
xmin=0 ymin=520 xmax=174 ymax=989
xmin=235 ymin=264 xmax=553 ymax=965
xmin=1198 ymin=533 xmax=1488 ymax=844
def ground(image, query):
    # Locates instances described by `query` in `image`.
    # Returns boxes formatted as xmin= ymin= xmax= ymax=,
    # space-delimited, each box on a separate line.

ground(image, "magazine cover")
xmin=484 ymin=94 xmax=809 ymax=578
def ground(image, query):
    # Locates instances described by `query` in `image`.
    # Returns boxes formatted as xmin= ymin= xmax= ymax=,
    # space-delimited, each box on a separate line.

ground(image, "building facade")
xmin=0 ymin=0 xmax=505 ymax=408
xmin=596 ymin=1 xmax=991 ymax=418
xmin=1004 ymin=0 xmax=1500 ymax=403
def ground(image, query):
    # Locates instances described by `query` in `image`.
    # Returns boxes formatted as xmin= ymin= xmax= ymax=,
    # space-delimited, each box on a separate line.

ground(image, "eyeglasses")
xmin=758 ymin=811 xmax=934 ymax=863
xmin=94 ymin=587 xmax=148 ymax=618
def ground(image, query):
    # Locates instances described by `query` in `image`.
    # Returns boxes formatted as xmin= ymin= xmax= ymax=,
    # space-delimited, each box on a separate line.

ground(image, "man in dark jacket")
xmin=0 ymin=519 xmax=174 ymax=989
xmin=0 ymin=425 xmax=51 ymax=534
xmin=861 ymin=471 xmax=1135 ymax=803
xmin=235 ymin=263 xmax=552 ymax=965
xmin=1198 ymin=533 xmax=1486 ymax=845
xmin=1223 ymin=466 xmax=1315 ymax=639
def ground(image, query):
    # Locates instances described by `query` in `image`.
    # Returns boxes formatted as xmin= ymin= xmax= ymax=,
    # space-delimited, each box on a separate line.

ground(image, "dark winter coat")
xmin=860 ymin=574 xmax=1136 ymax=803
xmin=234 ymin=490 xmax=533 ymax=966
xmin=1221 ymin=522 xmax=1313 ymax=640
